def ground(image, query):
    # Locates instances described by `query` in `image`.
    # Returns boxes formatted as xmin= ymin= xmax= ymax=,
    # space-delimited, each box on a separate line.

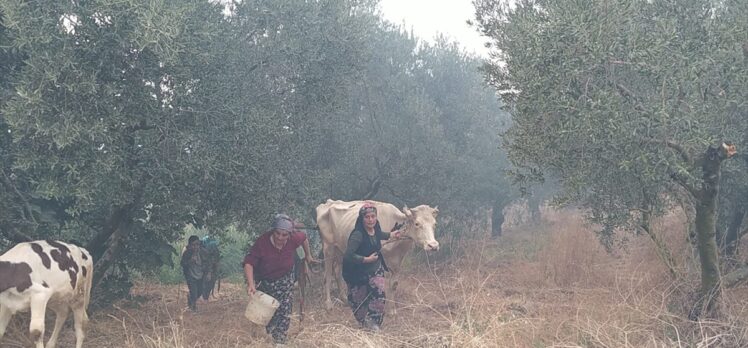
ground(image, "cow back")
xmin=316 ymin=200 xmax=407 ymax=252
xmin=0 ymin=240 xmax=93 ymax=308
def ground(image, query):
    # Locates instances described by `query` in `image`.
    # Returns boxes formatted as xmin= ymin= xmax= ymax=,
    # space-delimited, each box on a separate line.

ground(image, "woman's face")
xmin=189 ymin=240 xmax=200 ymax=251
xmin=272 ymin=229 xmax=290 ymax=245
xmin=363 ymin=212 xmax=377 ymax=230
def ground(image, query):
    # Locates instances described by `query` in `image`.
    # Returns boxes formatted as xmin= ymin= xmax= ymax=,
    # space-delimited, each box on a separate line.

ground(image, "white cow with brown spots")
xmin=0 ymin=240 xmax=93 ymax=348
xmin=316 ymin=199 xmax=440 ymax=310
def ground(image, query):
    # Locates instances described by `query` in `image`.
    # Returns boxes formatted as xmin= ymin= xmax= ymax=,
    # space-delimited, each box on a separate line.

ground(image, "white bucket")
xmin=244 ymin=290 xmax=280 ymax=326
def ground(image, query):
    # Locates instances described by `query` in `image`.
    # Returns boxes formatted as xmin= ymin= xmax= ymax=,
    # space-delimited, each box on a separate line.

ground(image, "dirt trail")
xmin=51 ymin=262 xmax=482 ymax=348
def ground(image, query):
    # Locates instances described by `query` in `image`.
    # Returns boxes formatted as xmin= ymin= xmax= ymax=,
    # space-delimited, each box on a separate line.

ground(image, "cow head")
xmin=403 ymin=205 xmax=440 ymax=251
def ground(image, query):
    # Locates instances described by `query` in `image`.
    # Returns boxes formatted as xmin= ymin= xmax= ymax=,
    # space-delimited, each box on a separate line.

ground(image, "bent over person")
xmin=243 ymin=214 xmax=314 ymax=345
xmin=342 ymin=202 xmax=402 ymax=332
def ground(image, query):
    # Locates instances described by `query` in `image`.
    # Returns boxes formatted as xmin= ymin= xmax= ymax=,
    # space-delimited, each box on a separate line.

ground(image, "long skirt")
xmin=346 ymin=266 xmax=386 ymax=326
xmin=257 ymin=271 xmax=294 ymax=343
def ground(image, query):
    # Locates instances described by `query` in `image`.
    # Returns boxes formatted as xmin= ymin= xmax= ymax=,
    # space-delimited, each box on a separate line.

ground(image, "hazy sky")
xmin=378 ymin=0 xmax=490 ymax=57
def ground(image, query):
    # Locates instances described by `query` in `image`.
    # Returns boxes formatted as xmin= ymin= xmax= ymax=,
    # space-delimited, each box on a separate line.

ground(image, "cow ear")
xmin=403 ymin=205 xmax=412 ymax=218
xmin=432 ymin=206 xmax=439 ymax=217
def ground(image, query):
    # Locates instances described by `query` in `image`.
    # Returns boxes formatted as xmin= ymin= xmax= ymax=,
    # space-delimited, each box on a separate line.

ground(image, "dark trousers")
xmin=186 ymin=276 xmax=203 ymax=310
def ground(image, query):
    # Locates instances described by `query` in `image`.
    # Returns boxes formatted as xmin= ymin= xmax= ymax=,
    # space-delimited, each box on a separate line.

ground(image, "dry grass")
xmin=5 ymin=208 xmax=748 ymax=347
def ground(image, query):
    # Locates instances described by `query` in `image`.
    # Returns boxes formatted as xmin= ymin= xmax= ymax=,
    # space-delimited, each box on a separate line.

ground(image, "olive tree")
xmin=474 ymin=0 xmax=748 ymax=317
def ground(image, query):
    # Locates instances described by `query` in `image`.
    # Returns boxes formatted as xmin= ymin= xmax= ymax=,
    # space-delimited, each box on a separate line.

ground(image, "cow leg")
xmin=333 ymin=253 xmax=347 ymax=304
xmin=46 ymin=305 xmax=69 ymax=348
xmin=0 ymin=305 xmax=14 ymax=340
xmin=29 ymin=293 xmax=50 ymax=348
xmin=72 ymin=304 xmax=88 ymax=348
xmin=322 ymin=243 xmax=335 ymax=310
xmin=388 ymin=272 xmax=399 ymax=315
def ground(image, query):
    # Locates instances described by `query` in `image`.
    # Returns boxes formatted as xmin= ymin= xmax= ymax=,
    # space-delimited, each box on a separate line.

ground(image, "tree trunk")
xmin=720 ymin=206 xmax=745 ymax=261
xmin=527 ymin=193 xmax=542 ymax=223
xmin=693 ymin=199 xmax=721 ymax=318
xmin=91 ymin=206 xmax=133 ymax=289
xmin=92 ymin=217 xmax=131 ymax=290
xmin=492 ymin=198 xmax=505 ymax=237
xmin=690 ymin=144 xmax=734 ymax=319
xmin=87 ymin=207 xmax=129 ymax=261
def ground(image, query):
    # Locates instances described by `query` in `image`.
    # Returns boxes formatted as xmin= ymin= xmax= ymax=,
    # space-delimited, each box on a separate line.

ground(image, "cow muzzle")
xmin=424 ymin=241 xmax=440 ymax=251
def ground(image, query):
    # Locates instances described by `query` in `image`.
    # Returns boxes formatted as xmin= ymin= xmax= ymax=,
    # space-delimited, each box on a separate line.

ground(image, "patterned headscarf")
xmin=271 ymin=214 xmax=294 ymax=232
xmin=359 ymin=202 xmax=377 ymax=216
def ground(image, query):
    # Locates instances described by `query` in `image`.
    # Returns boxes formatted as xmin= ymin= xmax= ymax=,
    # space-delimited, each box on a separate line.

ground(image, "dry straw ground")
xmin=4 ymin=208 xmax=748 ymax=347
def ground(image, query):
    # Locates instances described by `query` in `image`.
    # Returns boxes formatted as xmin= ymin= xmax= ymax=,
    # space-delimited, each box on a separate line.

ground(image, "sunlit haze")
xmin=378 ymin=0 xmax=490 ymax=57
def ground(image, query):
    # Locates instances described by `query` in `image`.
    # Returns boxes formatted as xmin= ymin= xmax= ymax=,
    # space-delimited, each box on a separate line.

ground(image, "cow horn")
xmin=403 ymin=205 xmax=412 ymax=217
xmin=432 ymin=206 xmax=439 ymax=217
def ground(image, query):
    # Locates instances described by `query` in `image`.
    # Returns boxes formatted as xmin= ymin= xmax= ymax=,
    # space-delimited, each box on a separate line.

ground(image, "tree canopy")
xmin=474 ymin=0 xmax=748 ymax=316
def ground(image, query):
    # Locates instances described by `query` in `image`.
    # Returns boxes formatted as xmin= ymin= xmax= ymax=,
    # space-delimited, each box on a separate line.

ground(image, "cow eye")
xmin=415 ymin=222 xmax=421 ymax=227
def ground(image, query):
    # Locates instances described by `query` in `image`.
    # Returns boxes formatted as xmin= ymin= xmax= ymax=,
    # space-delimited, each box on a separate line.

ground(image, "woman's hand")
xmin=247 ymin=283 xmax=256 ymax=296
xmin=363 ymin=252 xmax=379 ymax=263
xmin=391 ymin=229 xmax=403 ymax=239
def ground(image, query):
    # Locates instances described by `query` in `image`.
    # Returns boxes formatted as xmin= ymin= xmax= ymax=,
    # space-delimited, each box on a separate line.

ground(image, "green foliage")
xmin=475 ymin=0 xmax=748 ymax=239
xmin=1 ymin=0 xmax=514 ymax=302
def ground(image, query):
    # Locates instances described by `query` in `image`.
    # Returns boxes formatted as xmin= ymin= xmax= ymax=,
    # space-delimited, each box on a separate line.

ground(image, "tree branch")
xmin=637 ymin=197 xmax=679 ymax=280
xmin=637 ymin=138 xmax=699 ymax=197
xmin=1 ymin=169 xmax=37 ymax=225
xmin=739 ymin=227 xmax=748 ymax=240
xmin=722 ymin=265 xmax=748 ymax=288
xmin=361 ymin=176 xmax=383 ymax=200
xmin=670 ymin=172 xmax=700 ymax=199
xmin=664 ymin=140 xmax=692 ymax=164
xmin=384 ymin=185 xmax=408 ymax=204
xmin=641 ymin=138 xmax=693 ymax=164
xmin=361 ymin=157 xmax=390 ymax=200
xmin=0 ymin=226 xmax=33 ymax=243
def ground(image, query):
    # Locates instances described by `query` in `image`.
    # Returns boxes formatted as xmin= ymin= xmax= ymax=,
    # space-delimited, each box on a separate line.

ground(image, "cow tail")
xmin=81 ymin=249 xmax=94 ymax=322
xmin=83 ymin=274 xmax=92 ymax=321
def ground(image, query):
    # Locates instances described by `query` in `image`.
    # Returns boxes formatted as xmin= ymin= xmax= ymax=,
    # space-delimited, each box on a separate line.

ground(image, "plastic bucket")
xmin=244 ymin=290 xmax=280 ymax=326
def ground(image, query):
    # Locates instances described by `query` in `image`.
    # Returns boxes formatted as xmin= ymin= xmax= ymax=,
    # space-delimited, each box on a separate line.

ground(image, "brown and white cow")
xmin=0 ymin=240 xmax=93 ymax=348
xmin=316 ymin=199 xmax=439 ymax=310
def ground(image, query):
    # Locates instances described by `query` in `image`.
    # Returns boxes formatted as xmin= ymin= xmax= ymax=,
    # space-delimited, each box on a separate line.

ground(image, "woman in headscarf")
xmin=342 ymin=202 xmax=402 ymax=332
xmin=243 ymin=214 xmax=314 ymax=345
